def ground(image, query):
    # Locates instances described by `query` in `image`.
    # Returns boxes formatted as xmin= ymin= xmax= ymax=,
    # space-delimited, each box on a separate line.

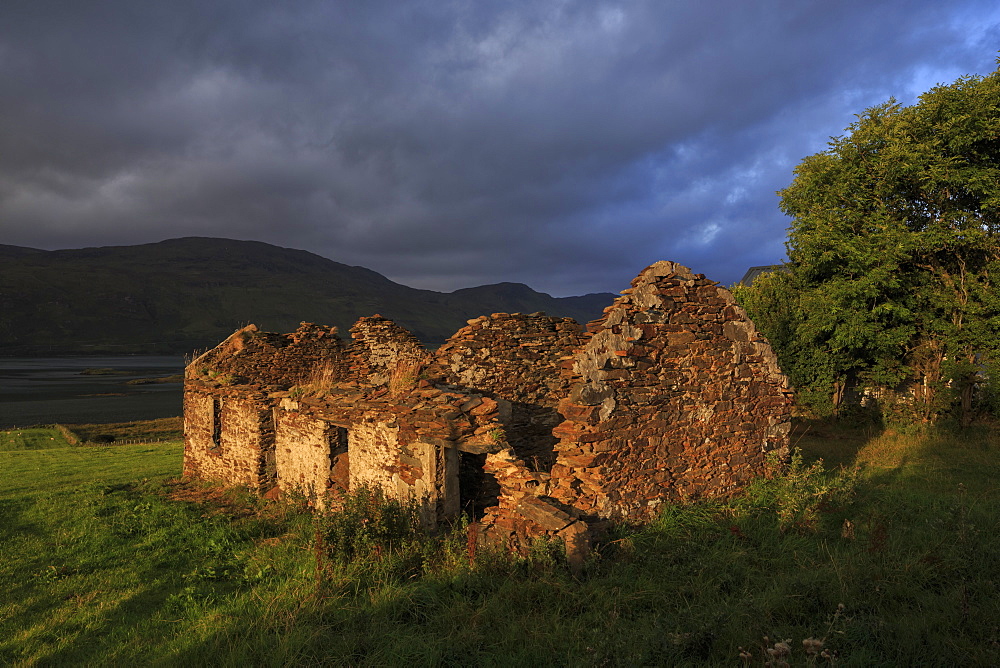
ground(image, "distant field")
xmin=0 ymin=436 xmax=182 ymax=498
xmin=2 ymin=420 xmax=999 ymax=665
xmin=0 ymin=426 xmax=73 ymax=451
xmin=60 ymin=417 xmax=184 ymax=445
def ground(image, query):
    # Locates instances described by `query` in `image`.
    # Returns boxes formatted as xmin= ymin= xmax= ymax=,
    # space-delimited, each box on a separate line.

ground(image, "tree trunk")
xmin=832 ymin=378 xmax=844 ymax=418
xmin=913 ymin=341 xmax=945 ymax=423
xmin=960 ymin=375 xmax=975 ymax=428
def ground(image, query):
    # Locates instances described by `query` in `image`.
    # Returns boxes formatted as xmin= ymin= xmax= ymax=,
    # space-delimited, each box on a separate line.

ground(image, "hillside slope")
xmin=0 ymin=238 xmax=614 ymax=354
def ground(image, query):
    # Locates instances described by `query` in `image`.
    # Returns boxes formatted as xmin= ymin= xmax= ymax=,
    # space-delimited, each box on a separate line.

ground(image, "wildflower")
xmin=765 ymin=638 xmax=793 ymax=668
xmin=803 ymin=637 xmax=824 ymax=655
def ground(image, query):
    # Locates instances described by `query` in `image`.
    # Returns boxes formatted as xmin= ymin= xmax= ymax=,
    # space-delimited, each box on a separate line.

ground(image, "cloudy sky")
xmin=2 ymin=1 xmax=998 ymax=295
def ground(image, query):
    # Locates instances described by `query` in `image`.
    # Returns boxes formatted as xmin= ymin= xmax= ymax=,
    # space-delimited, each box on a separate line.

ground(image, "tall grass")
xmin=3 ymin=422 xmax=1000 ymax=665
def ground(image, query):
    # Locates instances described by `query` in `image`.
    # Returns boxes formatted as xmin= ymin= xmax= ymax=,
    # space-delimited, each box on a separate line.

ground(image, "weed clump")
xmin=310 ymin=486 xmax=572 ymax=593
xmin=316 ymin=486 xmax=423 ymax=563
xmin=739 ymin=604 xmax=847 ymax=666
xmin=741 ymin=448 xmax=861 ymax=533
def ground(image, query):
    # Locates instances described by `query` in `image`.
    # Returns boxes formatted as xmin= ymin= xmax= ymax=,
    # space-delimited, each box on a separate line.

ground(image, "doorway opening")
xmin=459 ymin=451 xmax=500 ymax=520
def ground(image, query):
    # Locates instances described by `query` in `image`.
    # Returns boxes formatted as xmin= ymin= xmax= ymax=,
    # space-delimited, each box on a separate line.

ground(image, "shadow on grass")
xmin=792 ymin=416 xmax=884 ymax=468
xmin=28 ymin=581 xmax=183 ymax=666
xmin=0 ymin=497 xmax=44 ymax=541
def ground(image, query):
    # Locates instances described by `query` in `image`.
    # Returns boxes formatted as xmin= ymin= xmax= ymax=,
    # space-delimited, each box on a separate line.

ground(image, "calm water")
xmin=0 ymin=356 xmax=184 ymax=428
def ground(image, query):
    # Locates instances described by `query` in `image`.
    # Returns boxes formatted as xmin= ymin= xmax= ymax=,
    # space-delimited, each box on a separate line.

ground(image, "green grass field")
xmin=2 ymin=421 xmax=999 ymax=665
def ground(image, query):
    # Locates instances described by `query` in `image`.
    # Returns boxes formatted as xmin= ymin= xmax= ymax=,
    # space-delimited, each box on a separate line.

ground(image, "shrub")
xmin=316 ymin=486 xmax=424 ymax=563
xmin=742 ymin=449 xmax=860 ymax=533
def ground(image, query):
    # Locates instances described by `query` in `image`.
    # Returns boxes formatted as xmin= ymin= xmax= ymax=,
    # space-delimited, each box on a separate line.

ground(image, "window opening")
xmin=328 ymin=425 xmax=350 ymax=493
xmin=210 ymin=397 xmax=222 ymax=451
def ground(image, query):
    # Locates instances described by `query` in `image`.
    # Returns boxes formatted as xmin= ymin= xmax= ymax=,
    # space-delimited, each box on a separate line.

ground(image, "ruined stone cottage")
xmin=183 ymin=261 xmax=793 ymax=557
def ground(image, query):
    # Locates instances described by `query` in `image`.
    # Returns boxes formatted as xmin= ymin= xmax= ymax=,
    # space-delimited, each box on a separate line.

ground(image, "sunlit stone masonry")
xmin=183 ymin=261 xmax=793 ymax=564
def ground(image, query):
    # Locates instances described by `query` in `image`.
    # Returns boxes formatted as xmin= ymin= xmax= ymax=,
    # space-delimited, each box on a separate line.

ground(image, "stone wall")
xmin=435 ymin=313 xmax=586 ymax=406
xmin=274 ymin=406 xmax=339 ymax=503
xmin=349 ymin=315 xmax=429 ymax=389
xmin=187 ymin=322 xmax=349 ymax=389
xmin=348 ymin=419 xmax=402 ymax=494
xmin=255 ymin=363 xmax=512 ymax=522
xmin=434 ymin=313 xmax=587 ymax=471
xmin=547 ymin=261 xmax=793 ymax=522
xmin=182 ymin=389 xmax=275 ymax=490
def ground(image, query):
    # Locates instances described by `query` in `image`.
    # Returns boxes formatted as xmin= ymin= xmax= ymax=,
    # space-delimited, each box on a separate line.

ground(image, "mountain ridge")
xmin=0 ymin=237 xmax=616 ymax=355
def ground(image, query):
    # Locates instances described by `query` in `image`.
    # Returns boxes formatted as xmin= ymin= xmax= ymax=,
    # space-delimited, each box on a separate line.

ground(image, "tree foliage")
xmin=732 ymin=269 xmax=842 ymax=415
xmin=747 ymin=63 xmax=1000 ymax=422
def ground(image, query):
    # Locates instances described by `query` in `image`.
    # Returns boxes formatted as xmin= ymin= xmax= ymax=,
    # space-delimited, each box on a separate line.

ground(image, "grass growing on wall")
xmin=3 ymin=421 xmax=1000 ymax=665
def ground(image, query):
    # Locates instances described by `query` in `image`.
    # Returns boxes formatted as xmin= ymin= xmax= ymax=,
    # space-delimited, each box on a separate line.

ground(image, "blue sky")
xmin=2 ymin=1 xmax=998 ymax=295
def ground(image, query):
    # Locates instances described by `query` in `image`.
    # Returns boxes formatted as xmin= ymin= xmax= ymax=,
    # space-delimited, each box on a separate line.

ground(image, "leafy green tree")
xmin=774 ymin=63 xmax=1000 ymax=423
xmin=732 ymin=268 xmax=853 ymax=417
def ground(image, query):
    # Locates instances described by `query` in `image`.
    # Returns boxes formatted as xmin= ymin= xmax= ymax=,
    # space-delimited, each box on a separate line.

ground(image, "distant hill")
xmin=0 ymin=244 xmax=46 ymax=260
xmin=0 ymin=238 xmax=615 ymax=355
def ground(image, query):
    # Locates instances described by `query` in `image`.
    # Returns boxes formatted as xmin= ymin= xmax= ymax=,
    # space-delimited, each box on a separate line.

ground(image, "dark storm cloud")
xmin=2 ymin=0 xmax=999 ymax=294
